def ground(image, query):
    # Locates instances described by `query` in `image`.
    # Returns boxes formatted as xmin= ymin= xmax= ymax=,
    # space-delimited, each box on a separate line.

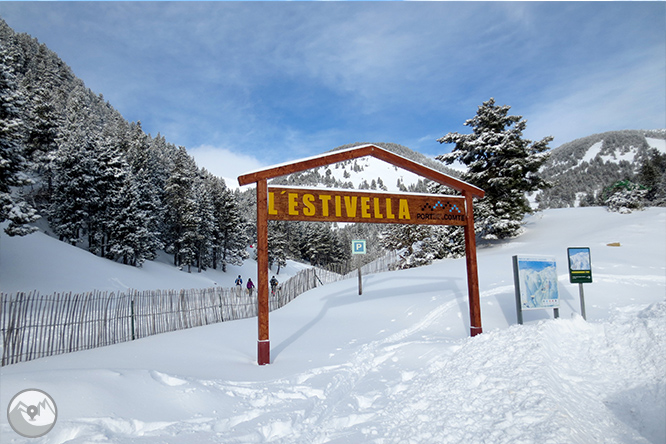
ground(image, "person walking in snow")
xmin=235 ymin=275 xmax=243 ymax=286
xmin=247 ymin=278 xmax=255 ymax=296
xmin=270 ymin=276 xmax=279 ymax=295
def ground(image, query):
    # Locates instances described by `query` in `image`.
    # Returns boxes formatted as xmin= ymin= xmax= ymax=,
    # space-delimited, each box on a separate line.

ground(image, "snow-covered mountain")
xmin=269 ymin=142 xmax=460 ymax=193
xmin=536 ymin=129 xmax=666 ymax=208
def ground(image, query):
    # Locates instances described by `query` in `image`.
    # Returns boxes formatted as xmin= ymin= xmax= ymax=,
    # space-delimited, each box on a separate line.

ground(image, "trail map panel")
xmin=267 ymin=186 xmax=466 ymax=226
xmin=514 ymin=255 xmax=560 ymax=310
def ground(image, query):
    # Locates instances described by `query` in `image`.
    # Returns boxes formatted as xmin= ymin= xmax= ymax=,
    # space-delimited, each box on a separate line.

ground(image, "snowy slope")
xmin=1 ymin=207 xmax=665 ymax=444
xmin=0 ymin=228 xmax=307 ymax=294
xmin=581 ymin=137 xmax=666 ymax=166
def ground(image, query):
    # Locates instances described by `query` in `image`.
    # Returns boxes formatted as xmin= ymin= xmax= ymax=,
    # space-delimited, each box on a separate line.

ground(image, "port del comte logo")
xmin=7 ymin=389 xmax=57 ymax=438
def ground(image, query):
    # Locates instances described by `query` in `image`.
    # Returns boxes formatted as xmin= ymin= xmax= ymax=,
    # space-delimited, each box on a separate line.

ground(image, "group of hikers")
xmin=235 ymin=275 xmax=280 ymax=296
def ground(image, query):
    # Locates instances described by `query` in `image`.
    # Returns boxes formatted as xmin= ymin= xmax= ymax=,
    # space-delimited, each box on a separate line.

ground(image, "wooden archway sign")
xmin=238 ymin=144 xmax=485 ymax=365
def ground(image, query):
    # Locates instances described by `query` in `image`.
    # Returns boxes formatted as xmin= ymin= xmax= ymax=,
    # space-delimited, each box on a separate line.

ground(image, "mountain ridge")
xmin=535 ymin=129 xmax=666 ymax=208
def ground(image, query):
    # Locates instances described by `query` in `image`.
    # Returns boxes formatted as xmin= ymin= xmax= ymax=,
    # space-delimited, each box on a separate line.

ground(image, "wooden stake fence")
xmin=1 ymin=253 xmax=397 ymax=366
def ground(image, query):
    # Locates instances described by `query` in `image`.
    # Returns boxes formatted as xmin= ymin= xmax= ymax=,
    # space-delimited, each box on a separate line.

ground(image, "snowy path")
xmin=25 ymin=302 xmax=664 ymax=444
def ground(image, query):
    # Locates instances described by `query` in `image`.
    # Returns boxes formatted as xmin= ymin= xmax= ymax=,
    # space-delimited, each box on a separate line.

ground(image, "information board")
xmin=567 ymin=247 xmax=592 ymax=284
xmin=513 ymin=255 xmax=560 ymax=311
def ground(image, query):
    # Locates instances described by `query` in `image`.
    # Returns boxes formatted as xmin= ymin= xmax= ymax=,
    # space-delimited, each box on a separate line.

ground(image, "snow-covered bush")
xmin=604 ymin=180 xmax=648 ymax=213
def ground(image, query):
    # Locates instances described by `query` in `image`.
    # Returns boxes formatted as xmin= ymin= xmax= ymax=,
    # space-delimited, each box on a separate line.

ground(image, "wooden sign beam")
xmin=268 ymin=187 xmax=467 ymax=226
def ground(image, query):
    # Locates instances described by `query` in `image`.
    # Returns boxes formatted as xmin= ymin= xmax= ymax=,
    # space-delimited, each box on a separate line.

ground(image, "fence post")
xmin=131 ymin=296 xmax=136 ymax=341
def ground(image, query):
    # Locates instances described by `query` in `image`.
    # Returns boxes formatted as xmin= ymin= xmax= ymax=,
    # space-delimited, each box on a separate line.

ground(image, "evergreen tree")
xmin=0 ymin=43 xmax=39 ymax=235
xmin=107 ymin=174 xmax=156 ymax=265
xmin=24 ymin=86 xmax=60 ymax=210
xmin=298 ymin=222 xmax=345 ymax=267
xmin=88 ymin=130 xmax=128 ymax=257
xmin=268 ymin=221 xmax=288 ymax=274
xmin=637 ymin=149 xmax=666 ymax=205
xmin=380 ymin=225 xmax=433 ymax=268
xmin=437 ymin=98 xmax=552 ymax=239
xmin=192 ymin=175 xmax=216 ymax=272
xmin=602 ymin=180 xmax=648 ymax=213
xmin=123 ymin=122 xmax=165 ymax=262
xmin=49 ymin=108 xmax=98 ymax=245
xmin=209 ymin=181 xmax=249 ymax=272
xmin=164 ymin=146 xmax=200 ymax=271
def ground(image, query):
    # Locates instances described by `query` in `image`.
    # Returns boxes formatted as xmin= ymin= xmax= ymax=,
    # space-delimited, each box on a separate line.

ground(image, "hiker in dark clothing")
xmin=270 ymin=276 xmax=279 ymax=295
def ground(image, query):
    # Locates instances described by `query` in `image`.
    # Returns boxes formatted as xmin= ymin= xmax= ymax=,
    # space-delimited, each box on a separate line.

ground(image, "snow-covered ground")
xmin=0 ymin=231 xmax=307 ymax=294
xmin=1 ymin=207 xmax=665 ymax=444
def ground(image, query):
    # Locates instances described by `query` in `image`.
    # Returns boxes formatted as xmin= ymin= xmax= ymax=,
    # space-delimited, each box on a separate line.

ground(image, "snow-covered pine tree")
xmin=25 ymin=86 xmax=59 ymax=208
xmin=123 ymin=122 xmax=165 ymax=262
xmin=192 ymin=175 xmax=215 ymax=272
xmin=437 ymin=98 xmax=552 ymax=239
xmin=164 ymin=146 xmax=201 ymax=272
xmin=637 ymin=148 xmax=666 ymax=205
xmin=0 ymin=43 xmax=39 ymax=236
xmin=380 ymin=224 xmax=436 ymax=269
xmin=204 ymin=173 xmax=249 ymax=272
xmin=107 ymin=174 xmax=156 ymax=266
xmin=267 ymin=221 xmax=288 ymax=274
xmin=602 ymin=180 xmax=648 ymax=213
xmin=298 ymin=222 xmax=345 ymax=267
xmin=88 ymin=129 xmax=128 ymax=257
xmin=49 ymin=102 xmax=99 ymax=245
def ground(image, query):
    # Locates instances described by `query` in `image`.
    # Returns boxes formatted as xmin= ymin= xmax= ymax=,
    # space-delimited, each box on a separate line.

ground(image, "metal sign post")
xmin=352 ymin=240 xmax=366 ymax=295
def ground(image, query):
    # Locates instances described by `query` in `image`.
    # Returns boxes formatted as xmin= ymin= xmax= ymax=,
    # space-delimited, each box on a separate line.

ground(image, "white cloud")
xmin=188 ymin=145 xmax=266 ymax=189
xmin=524 ymin=53 xmax=666 ymax=147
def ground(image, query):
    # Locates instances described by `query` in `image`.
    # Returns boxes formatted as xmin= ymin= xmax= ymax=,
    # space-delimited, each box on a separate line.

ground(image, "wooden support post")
xmin=463 ymin=193 xmax=483 ymax=336
xmin=256 ymin=179 xmax=270 ymax=365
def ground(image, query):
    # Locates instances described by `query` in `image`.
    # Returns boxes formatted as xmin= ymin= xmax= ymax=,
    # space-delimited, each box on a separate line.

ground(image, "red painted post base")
xmin=258 ymin=340 xmax=270 ymax=365
xmin=470 ymin=326 xmax=483 ymax=337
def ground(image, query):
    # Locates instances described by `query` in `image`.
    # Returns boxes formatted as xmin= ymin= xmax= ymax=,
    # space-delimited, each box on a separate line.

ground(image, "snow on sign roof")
xmin=237 ymin=144 xmax=485 ymax=198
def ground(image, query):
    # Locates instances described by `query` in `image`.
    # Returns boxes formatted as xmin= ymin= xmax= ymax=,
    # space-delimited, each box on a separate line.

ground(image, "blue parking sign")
xmin=352 ymin=240 xmax=366 ymax=255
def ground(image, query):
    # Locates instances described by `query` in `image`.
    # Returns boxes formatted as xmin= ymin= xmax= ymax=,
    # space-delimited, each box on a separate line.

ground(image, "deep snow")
xmin=1 ymin=207 xmax=665 ymax=443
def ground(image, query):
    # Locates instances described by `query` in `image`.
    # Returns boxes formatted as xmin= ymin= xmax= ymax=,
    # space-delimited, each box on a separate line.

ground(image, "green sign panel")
xmin=567 ymin=247 xmax=592 ymax=284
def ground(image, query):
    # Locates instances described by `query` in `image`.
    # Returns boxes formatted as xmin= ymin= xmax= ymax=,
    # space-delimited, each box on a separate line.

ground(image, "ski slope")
xmin=1 ymin=207 xmax=665 ymax=443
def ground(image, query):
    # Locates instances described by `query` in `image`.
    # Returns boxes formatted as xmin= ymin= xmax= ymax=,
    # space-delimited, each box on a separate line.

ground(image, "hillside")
xmin=269 ymin=142 xmax=459 ymax=193
xmin=1 ymin=207 xmax=664 ymax=443
xmin=536 ymin=129 xmax=666 ymax=208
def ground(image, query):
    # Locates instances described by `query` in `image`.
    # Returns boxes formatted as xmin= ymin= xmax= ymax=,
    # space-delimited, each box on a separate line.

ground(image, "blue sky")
xmin=1 ymin=2 xmax=664 ymax=182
